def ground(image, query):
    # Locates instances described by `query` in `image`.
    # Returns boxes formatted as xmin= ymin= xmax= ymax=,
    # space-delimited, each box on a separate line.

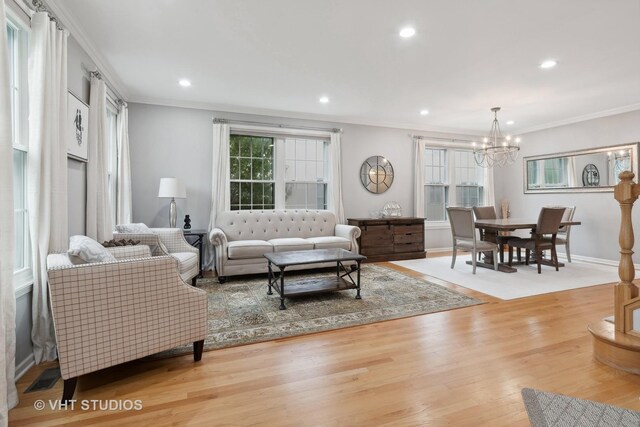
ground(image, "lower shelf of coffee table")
xmin=272 ymin=276 xmax=357 ymax=297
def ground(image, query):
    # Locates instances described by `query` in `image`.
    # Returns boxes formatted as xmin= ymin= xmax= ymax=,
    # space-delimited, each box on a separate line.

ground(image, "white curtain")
xmin=28 ymin=12 xmax=68 ymax=364
xmin=116 ymin=102 xmax=132 ymax=224
xmin=206 ymin=123 xmax=230 ymax=270
xmin=413 ymin=138 xmax=426 ymax=217
xmin=327 ymin=132 xmax=345 ymax=223
xmin=0 ymin=1 xmax=18 ymax=421
xmin=85 ymin=76 xmax=113 ymax=241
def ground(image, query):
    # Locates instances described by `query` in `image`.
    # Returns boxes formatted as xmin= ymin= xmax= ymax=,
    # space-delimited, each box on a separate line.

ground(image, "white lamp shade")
xmin=158 ymin=177 xmax=186 ymax=198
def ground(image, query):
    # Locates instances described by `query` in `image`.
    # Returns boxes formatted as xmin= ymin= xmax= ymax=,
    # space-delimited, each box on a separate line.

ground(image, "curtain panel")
xmin=116 ymin=103 xmax=132 ymax=224
xmin=27 ymin=12 xmax=69 ymax=364
xmin=206 ymin=123 xmax=230 ymax=271
xmin=413 ymin=138 xmax=426 ymax=217
xmin=0 ymin=1 xmax=18 ymax=422
xmin=327 ymin=132 xmax=345 ymax=224
xmin=85 ymin=76 xmax=113 ymax=241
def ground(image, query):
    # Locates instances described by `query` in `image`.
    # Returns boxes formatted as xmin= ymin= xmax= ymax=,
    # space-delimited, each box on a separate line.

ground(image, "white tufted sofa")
xmin=209 ymin=210 xmax=361 ymax=282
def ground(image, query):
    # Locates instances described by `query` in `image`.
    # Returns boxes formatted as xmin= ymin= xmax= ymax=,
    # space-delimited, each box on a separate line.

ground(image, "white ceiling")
xmin=52 ymin=0 xmax=640 ymax=134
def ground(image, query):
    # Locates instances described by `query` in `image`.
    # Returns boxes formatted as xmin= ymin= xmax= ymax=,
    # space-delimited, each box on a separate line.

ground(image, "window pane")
xmin=425 ymin=185 xmax=446 ymax=221
xmin=230 ymin=158 xmax=239 ymax=180
xmin=230 ymin=182 xmax=240 ymax=205
xmin=239 ymin=158 xmax=251 ymax=180
xmin=239 ymin=137 xmax=251 ymax=157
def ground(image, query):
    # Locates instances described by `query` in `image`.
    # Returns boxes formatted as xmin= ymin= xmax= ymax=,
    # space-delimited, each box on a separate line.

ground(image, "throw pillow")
xmin=68 ymin=235 xmax=117 ymax=264
xmin=101 ymin=239 xmax=141 ymax=247
xmin=114 ymin=223 xmax=152 ymax=234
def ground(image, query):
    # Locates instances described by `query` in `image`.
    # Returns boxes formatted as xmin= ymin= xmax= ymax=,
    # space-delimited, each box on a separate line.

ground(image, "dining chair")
xmin=548 ymin=206 xmax=576 ymax=262
xmin=472 ymin=206 xmax=520 ymax=263
xmin=507 ymin=207 xmax=566 ymax=274
xmin=448 ymin=207 xmax=499 ymax=274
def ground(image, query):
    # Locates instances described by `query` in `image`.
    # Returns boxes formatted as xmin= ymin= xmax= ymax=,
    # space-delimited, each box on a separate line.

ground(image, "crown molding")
xmin=128 ymin=95 xmax=483 ymax=137
xmin=45 ymin=0 xmax=129 ymax=99
xmin=516 ymin=103 xmax=640 ymax=135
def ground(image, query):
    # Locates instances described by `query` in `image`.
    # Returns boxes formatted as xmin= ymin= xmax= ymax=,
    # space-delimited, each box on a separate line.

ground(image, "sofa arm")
xmin=335 ymin=224 xmax=361 ymax=254
xmin=209 ymin=228 xmax=228 ymax=275
xmin=112 ymin=232 xmax=168 ymax=256
xmin=152 ymin=228 xmax=198 ymax=255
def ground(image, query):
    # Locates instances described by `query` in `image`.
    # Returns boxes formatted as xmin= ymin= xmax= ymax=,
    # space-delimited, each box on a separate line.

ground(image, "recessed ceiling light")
xmin=178 ymin=79 xmax=191 ymax=87
xmin=540 ymin=59 xmax=557 ymax=69
xmin=506 ymin=120 xmax=515 ymax=125
xmin=399 ymin=27 xmax=416 ymax=38
xmin=420 ymin=109 xmax=429 ymax=116
xmin=319 ymin=96 xmax=330 ymax=104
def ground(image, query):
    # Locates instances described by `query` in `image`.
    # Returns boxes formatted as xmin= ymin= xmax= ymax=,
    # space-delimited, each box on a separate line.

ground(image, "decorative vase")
xmin=183 ymin=214 xmax=191 ymax=230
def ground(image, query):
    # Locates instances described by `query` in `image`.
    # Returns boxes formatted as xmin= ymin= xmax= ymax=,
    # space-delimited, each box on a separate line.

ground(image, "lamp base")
xmin=169 ymin=198 xmax=177 ymax=228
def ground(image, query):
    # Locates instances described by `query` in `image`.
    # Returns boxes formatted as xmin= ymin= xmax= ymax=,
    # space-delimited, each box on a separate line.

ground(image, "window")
xmin=106 ymin=105 xmax=118 ymax=220
xmin=424 ymin=147 xmax=485 ymax=222
xmin=229 ymin=135 xmax=275 ymax=210
xmin=284 ymin=138 xmax=327 ymax=209
xmin=229 ymin=133 xmax=328 ymax=210
xmin=8 ymin=16 xmax=31 ymax=286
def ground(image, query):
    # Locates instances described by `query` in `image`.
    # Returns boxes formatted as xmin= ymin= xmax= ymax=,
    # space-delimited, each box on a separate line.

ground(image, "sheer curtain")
xmin=413 ymin=138 xmax=426 ymax=217
xmin=206 ymin=123 xmax=230 ymax=270
xmin=85 ymin=75 xmax=113 ymax=241
xmin=116 ymin=102 xmax=132 ymax=224
xmin=28 ymin=12 xmax=68 ymax=364
xmin=1 ymin=0 xmax=18 ymax=420
xmin=327 ymin=132 xmax=345 ymax=224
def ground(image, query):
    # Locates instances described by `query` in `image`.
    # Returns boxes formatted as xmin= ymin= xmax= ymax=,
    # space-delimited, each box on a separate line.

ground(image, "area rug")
xmin=522 ymin=388 xmax=640 ymax=427
xmin=165 ymin=265 xmax=481 ymax=355
xmin=392 ymin=255 xmax=619 ymax=300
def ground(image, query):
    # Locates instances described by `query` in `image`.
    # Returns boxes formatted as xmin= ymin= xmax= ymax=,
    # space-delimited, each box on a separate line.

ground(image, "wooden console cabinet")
xmin=347 ymin=217 xmax=426 ymax=262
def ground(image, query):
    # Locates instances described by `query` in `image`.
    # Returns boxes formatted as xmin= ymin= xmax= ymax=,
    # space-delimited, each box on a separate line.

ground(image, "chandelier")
xmin=473 ymin=107 xmax=521 ymax=168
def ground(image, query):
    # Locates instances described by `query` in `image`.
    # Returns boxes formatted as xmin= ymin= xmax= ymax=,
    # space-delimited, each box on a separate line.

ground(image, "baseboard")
xmin=15 ymin=353 xmax=35 ymax=381
xmin=426 ymin=247 xmax=453 ymax=253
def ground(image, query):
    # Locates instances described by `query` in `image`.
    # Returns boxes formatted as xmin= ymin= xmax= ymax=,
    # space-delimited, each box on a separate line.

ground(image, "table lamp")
xmin=158 ymin=177 xmax=186 ymax=227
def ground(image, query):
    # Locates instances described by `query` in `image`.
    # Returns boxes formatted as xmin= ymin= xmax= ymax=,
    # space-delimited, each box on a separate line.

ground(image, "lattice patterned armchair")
xmin=114 ymin=226 xmax=200 ymax=285
xmin=46 ymin=244 xmax=207 ymax=403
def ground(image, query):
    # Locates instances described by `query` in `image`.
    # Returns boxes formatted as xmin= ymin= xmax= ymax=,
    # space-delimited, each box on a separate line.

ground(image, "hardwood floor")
xmin=9 ymin=256 xmax=640 ymax=426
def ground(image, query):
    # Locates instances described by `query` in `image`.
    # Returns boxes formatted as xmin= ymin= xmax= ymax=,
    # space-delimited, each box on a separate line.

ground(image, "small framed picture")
xmin=67 ymin=91 xmax=89 ymax=161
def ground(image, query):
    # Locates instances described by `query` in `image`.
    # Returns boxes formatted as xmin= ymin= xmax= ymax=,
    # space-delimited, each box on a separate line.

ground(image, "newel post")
xmin=614 ymin=171 xmax=640 ymax=332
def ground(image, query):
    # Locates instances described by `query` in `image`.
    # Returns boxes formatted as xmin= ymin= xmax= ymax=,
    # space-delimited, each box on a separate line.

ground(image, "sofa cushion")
xmin=170 ymin=252 xmax=198 ymax=274
xmin=68 ymin=235 xmax=117 ymax=264
xmin=268 ymin=238 xmax=314 ymax=253
xmin=228 ymin=240 xmax=274 ymax=259
xmin=307 ymin=236 xmax=351 ymax=251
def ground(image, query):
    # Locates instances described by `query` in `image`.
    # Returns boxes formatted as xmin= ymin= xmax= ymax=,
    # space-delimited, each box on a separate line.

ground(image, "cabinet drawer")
xmin=362 ymin=245 xmax=395 ymax=256
xmin=394 ymin=232 xmax=424 ymax=244
xmin=394 ymin=242 xmax=424 ymax=253
xmin=394 ymin=224 xmax=423 ymax=234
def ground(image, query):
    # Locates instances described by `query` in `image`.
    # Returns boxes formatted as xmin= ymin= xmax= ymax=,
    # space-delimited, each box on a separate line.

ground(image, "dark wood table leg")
xmin=279 ymin=266 xmax=286 ymax=310
xmin=267 ymin=261 xmax=273 ymax=295
xmin=355 ymin=260 xmax=362 ymax=299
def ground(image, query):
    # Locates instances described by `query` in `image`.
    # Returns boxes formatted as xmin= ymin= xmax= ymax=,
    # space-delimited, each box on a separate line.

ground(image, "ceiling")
xmin=52 ymin=0 xmax=640 ymax=134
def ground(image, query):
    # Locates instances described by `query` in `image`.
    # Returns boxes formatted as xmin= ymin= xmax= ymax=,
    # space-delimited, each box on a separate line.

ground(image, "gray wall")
xmin=128 ymin=103 xmax=472 ymax=249
xmin=495 ymin=109 xmax=640 ymax=261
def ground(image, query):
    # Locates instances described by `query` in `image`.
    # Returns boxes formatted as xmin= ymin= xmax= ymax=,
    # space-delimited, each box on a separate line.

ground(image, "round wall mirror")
xmin=360 ymin=155 xmax=394 ymax=194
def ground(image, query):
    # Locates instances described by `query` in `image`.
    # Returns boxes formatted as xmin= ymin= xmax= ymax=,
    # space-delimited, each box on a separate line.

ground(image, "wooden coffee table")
xmin=264 ymin=248 xmax=367 ymax=310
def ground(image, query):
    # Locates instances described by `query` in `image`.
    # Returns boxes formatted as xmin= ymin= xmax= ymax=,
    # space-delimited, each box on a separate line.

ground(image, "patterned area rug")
xmin=164 ymin=265 xmax=482 ymax=355
xmin=522 ymin=388 xmax=640 ymax=427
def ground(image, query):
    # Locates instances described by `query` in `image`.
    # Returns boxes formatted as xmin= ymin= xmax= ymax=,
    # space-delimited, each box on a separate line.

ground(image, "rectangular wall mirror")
xmin=524 ymin=143 xmax=639 ymax=193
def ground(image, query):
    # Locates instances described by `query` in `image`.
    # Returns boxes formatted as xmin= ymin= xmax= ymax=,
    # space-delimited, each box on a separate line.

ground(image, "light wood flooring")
xmin=9 ymin=255 xmax=640 ymax=426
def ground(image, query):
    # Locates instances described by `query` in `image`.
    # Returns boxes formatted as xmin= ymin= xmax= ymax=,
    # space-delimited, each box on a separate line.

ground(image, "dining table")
xmin=470 ymin=217 xmax=582 ymax=273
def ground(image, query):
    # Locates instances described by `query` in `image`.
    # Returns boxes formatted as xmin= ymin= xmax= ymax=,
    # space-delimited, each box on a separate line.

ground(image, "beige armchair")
xmin=114 ymin=227 xmax=200 ymax=285
xmin=47 ymin=246 xmax=207 ymax=404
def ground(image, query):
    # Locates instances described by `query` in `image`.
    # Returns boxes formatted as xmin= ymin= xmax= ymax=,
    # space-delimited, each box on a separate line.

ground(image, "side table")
xmin=183 ymin=229 xmax=207 ymax=278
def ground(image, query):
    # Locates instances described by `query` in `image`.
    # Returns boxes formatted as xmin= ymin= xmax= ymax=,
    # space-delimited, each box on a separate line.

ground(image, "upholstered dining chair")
xmin=507 ymin=207 xmax=566 ymax=274
xmin=448 ymin=207 xmax=499 ymax=274
xmin=549 ymin=206 xmax=576 ymax=262
xmin=472 ymin=206 xmax=520 ymax=263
